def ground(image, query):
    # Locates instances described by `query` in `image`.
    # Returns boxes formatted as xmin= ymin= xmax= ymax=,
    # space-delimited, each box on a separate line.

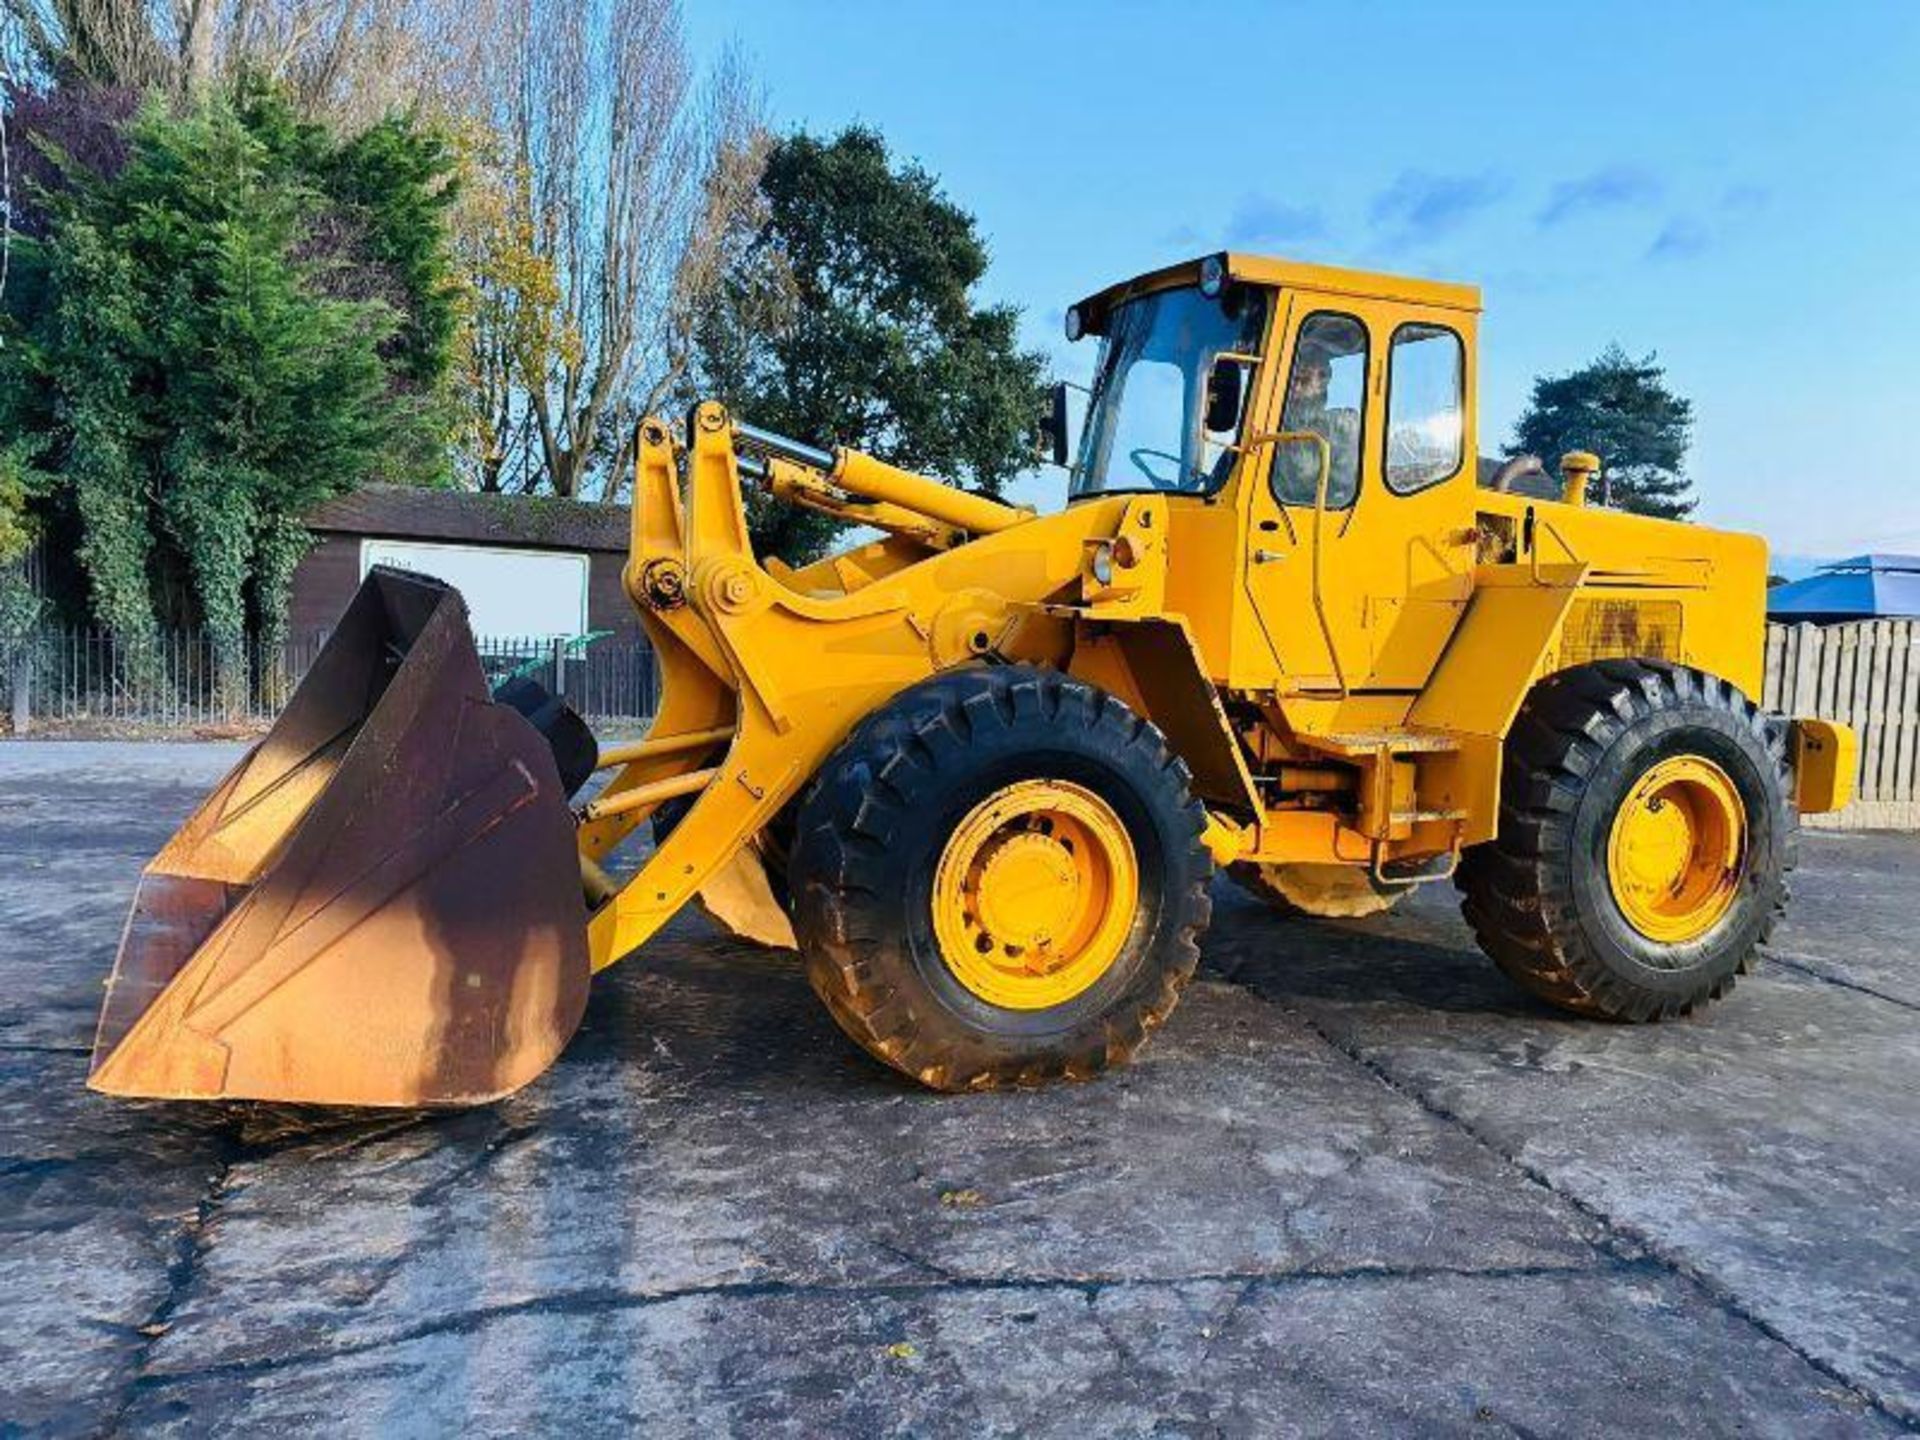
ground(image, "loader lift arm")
xmin=580 ymin=404 xmax=1054 ymax=974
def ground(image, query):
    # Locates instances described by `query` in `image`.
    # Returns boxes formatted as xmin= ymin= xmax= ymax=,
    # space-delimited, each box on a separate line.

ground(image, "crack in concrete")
xmin=126 ymin=1259 xmax=1608 ymax=1395
xmin=1764 ymin=948 xmax=1920 ymax=1015
xmin=1191 ymin=1274 xmax=1259 ymax=1372
xmin=104 ymin=1135 xmax=242 ymax=1437
xmin=91 ymin=1109 xmax=366 ymax=1435
xmin=406 ymin=1122 xmax=541 ymax=1209
xmin=865 ymin=1234 xmax=964 ymax=1283
xmin=1212 ymin=971 xmax=1915 ymax=1429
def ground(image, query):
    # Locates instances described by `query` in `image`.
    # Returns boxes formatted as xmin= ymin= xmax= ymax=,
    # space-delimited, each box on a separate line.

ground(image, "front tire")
xmin=788 ymin=666 xmax=1213 ymax=1090
xmin=1456 ymin=661 xmax=1794 ymax=1021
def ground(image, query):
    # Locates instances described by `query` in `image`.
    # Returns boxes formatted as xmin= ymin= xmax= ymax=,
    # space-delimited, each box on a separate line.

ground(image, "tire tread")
xmin=792 ymin=666 xmax=1213 ymax=1091
xmin=1455 ymin=660 xmax=1796 ymax=1021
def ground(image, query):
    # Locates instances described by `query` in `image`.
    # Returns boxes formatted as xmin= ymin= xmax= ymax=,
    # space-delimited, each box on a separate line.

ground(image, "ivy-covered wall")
xmin=0 ymin=82 xmax=459 ymax=711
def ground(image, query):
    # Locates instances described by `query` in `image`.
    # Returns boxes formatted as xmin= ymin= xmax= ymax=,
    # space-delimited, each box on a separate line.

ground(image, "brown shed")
xmin=291 ymin=486 xmax=639 ymax=641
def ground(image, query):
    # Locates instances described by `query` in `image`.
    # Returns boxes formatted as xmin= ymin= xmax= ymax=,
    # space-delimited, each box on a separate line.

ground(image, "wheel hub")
xmin=932 ymin=780 xmax=1139 ymax=1010
xmin=1607 ymin=755 xmax=1747 ymax=944
xmin=970 ymin=832 xmax=1081 ymax=947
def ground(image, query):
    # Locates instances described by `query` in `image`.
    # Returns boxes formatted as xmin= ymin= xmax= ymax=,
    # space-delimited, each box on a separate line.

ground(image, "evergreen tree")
xmin=1 ymin=91 xmax=452 ymax=710
xmin=693 ymin=126 xmax=1049 ymax=561
xmin=1510 ymin=345 xmax=1696 ymax=519
xmin=0 ymin=442 xmax=46 ymax=634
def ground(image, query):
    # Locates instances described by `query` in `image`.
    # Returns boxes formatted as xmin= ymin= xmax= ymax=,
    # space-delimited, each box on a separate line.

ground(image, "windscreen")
xmin=1071 ymin=283 xmax=1268 ymax=498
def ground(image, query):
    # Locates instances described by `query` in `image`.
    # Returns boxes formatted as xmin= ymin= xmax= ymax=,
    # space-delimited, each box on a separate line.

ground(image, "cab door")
xmin=1241 ymin=295 xmax=1477 ymax=694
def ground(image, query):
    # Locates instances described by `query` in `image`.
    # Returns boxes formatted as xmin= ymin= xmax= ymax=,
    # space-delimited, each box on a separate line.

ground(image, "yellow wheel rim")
xmin=932 ymin=779 xmax=1140 ymax=1010
xmin=1606 ymin=755 xmax=1747 ymax=944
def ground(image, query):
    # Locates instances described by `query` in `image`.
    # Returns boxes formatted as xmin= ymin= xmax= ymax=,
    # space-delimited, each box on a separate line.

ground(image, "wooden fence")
xmin=1764 ymin=620 xmax=1920 ymax=830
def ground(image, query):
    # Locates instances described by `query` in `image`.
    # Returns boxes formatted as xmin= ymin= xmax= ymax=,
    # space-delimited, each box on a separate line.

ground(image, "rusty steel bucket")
xmin=88 ymin=568 xmax=591 ymax=1107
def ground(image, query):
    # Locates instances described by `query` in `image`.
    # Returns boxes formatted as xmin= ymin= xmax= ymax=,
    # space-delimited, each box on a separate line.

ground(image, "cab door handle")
xmin=1253 ymin=549 xmax=1287 ymax=565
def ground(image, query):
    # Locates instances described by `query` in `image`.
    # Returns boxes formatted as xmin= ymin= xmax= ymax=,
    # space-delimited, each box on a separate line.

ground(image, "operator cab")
xmin=1054 ymin=252 xmax=1476 ymax=515
xmin=1056 ymin=252 xmax=1483 ymax=694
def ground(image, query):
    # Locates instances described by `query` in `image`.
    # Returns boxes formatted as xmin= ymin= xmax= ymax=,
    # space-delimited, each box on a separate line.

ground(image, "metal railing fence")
xmin=8 ymin=617 xmax=1914 ymax=829
xmin=1 ymin=626 xmax=659 ymax=732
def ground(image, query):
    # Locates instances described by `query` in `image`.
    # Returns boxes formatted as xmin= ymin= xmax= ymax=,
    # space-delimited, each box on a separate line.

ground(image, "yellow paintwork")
xmin=932 ymin=779 xmax=1139 ymax=1009
xmin=1473 ymin=489 xmax=1770 ymax=699
xmin=577 ymin=254 xmax=1855 ymax=980
xmin=831 ymin=448 xmax=1034 ymax=536
xmin=1243 ymin=863 xmax=1407 ymax=918
xmin=583 ymin=403 xmax=1129 ymax=972
xmin=1072 ymin=253 xmax=1479 ymax=324
xmin=1606 ymin=755 xmax=1747 ymax=943
xmin=1559 ymin=451 xmax=1602 ymax=505
xmin=1789 ymin=717 xmax=1856 ymax=814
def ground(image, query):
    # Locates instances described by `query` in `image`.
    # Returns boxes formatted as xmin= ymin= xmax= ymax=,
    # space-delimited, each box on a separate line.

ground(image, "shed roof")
xmin=1768 ymin=554 xmax=1920 ymax=621
xmin=307 ymin=485 xmax=630 ymax=553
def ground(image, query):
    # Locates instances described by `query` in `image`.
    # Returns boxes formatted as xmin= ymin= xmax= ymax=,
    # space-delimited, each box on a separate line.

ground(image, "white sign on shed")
xmin=359 ymin=540 xmax=589 ymax=638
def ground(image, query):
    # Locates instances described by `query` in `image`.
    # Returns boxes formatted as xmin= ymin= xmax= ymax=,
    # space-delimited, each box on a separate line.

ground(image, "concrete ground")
xmin=1 ymin=742 xmax=1916 ymax=1437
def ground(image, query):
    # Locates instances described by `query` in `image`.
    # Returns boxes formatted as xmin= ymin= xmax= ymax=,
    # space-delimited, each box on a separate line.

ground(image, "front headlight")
xmin=1090 ymin=541 xmax=1115 ymax=587
xmin=1064 ymin=306 xmax=1085 ymax=343
xmin=1199 ymin=253 xmax=1226 ymax=298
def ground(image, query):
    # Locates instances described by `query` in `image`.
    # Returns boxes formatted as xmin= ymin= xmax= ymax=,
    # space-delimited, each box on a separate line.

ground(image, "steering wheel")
xmin=1127 ymin=447 xmax=1187 ymax=488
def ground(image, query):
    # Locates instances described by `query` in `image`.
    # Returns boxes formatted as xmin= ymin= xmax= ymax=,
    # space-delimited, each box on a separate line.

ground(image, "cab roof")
xmin=1072 ymin=253 xmax=1482 ymax=327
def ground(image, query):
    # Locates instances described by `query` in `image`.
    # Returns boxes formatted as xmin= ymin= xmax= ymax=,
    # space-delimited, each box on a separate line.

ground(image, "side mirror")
xmin=1204 ymin=358 xmax=1246 ymax=435
xmin=1038 ymin=381 xmax=1072 ymax=467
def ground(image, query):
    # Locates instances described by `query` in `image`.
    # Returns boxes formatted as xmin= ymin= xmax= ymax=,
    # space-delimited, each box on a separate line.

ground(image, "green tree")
xmin=232 ymin=82 xmax=463 ymax=387
xmin=3 ymin=92 xmax=447 ymax=710
xmin=1510 ymin=345 xmax=1696 ymax=519
xmin=37 ymin=214 xmax=157 ymax=650
xmin=693 ymin=126 xmax=1049 ymax=560
xmin=0 ymin=442 xmax=46 ymax=634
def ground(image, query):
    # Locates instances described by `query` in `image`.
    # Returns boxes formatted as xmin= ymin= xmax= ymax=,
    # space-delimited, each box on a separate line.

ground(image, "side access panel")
xmin=1407 ymin=563 xmax=1588 ymax=846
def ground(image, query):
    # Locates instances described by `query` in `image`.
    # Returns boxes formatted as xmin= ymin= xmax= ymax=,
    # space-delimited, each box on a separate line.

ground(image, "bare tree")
xmin=463 ymin=0 xmax=762 ymax=499
xmin=2 ymin=2 xmax=173 ymax=90
xmin=0 ymin=0 xmax=497 ymax=127
xmin=1 ymin=0 xmax=762 ymax=500
xmin=223 ymin=0 xmax=503 ymax=129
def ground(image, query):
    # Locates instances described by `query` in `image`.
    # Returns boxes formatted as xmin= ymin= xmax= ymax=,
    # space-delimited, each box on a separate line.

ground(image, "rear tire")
xmin=788 ymin=666 xmax=1213 ymax=1090
xmin=1456 ymin=660 xmax=1794 ymax=1021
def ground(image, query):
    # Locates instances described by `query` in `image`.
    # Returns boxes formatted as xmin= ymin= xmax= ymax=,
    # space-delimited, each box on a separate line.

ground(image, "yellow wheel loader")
xmin=88 ymin=252 xmax=1858 ymax=1107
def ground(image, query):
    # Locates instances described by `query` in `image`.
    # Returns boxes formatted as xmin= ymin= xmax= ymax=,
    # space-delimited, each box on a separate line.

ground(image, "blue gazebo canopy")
xmin=1768 ymin=554 xmax=1920 ymax=622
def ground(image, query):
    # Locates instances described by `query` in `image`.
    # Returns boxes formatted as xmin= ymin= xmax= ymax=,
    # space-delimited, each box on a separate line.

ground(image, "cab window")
xmin=1071 ymin=284 xmax=1268 ymax=498
xmin=1383 ymin=323 xmax=1465 ymax=493
xmin=1273 ymin=313 xmax=1367 ymax=508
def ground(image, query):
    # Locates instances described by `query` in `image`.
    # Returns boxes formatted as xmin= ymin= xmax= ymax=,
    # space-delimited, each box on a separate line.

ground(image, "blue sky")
xmin=685 ymin=0 xmax=1920 ymax=567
